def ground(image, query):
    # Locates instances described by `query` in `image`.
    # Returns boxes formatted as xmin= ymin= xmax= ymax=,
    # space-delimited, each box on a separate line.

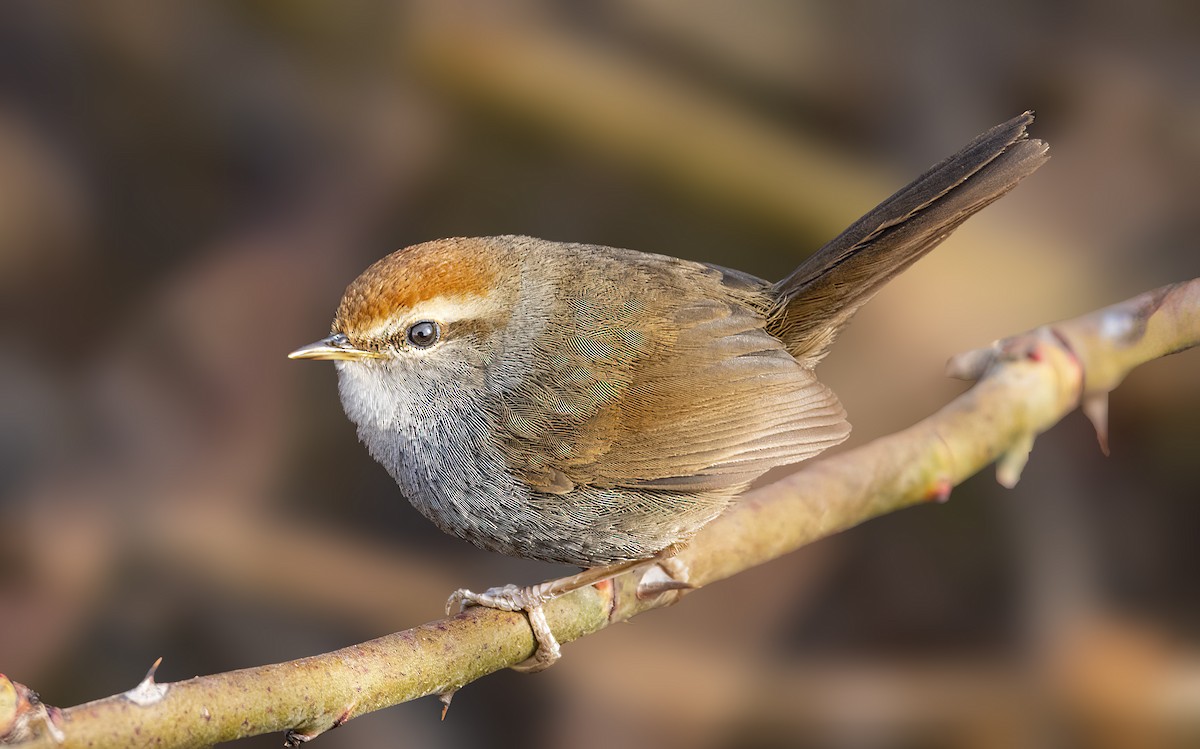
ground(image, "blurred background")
xmin=1 ymin=2 xmax=1198 ymax=747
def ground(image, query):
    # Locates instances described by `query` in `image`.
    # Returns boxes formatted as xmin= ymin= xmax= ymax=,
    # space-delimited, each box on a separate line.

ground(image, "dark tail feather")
xmin=771 ymin=112 xmax=1049 ymax=364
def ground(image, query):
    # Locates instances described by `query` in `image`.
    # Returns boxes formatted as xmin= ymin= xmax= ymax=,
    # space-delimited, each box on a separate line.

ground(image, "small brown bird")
xmin=291 ymin=113 xmax=1048 ymax=668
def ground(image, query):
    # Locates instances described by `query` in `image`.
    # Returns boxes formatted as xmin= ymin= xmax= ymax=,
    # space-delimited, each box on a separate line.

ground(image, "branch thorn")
xmin=996 ymin=433 xmax=1035 ymax=488
xmin=124 ymin=657 xmax=168 ymax=706
xmin=438 ymin=690 xmax=455 ymax=720
xmin=1081 ymin=392 xmax=1111 ymax=456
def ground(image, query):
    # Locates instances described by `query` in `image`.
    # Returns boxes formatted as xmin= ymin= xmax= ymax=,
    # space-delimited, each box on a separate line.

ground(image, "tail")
xmin=770 ymin=112 xmax=1049 ymax=364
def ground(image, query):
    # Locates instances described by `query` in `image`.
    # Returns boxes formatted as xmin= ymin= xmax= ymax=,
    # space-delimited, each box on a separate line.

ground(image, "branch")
xmin=8 ymin=279 xmax=1198 ymax=748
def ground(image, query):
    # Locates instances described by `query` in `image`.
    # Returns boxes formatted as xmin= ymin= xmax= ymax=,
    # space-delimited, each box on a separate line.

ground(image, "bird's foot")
xmin=630 ymin=542 xmax=694 ymax=599
xmin=447 ymin=583 xmax=562 ymax=672
xmin=446 ymin=554 xmax=693 ymax=673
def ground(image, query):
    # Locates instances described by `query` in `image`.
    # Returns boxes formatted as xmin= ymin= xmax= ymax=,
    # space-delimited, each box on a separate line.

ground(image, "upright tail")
xmin=770 ymin=112 xmax=1049 ymax=364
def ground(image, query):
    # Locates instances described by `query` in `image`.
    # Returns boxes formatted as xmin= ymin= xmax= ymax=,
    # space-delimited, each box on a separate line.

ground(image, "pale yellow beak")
xmin=288 ymin=334 xmax=383 ymax=361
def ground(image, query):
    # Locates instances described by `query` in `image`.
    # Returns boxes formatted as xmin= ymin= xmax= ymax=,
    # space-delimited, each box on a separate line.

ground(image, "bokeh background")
xmin=2 ymin=2 xmax=1198 ymax=747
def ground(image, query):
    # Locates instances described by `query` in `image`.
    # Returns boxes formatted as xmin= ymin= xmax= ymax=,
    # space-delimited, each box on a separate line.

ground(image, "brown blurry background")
xmin=1 ymin=2 xmax=1198 ymax=748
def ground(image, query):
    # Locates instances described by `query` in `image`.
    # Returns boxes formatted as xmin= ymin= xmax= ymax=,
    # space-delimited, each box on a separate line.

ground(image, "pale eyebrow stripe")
xmin=358 ymin=294 xmax=494 ymax=340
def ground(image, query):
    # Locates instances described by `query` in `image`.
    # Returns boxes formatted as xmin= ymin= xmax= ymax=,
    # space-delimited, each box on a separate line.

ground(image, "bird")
xmin=290 ymin=112 xmax=1048 ymax=669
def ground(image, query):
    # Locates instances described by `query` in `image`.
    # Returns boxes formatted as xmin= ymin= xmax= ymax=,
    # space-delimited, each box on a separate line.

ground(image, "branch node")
xmin=924 ymin=478 xmax=953 ymax=504
xmin=283 ymin=728 xmax=315 ymax=746
xmin=945 ymin=345 xmax=995 ymax=380
xmin=0 ymin=675 xmax=64 ymax=745
xmin=284 ymin=702 xmax=355 ymax=749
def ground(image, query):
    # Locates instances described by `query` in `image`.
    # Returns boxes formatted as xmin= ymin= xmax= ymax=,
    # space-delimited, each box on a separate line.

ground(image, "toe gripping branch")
xmin=446 ymin=553 xmax=695 ymax=676
xmin=447 ymin=583 xmax=562 ymax=673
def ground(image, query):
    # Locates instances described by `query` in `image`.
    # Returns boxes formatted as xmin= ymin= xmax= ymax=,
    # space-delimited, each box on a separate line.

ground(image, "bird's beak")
xmin=288 ymin=334 xmax=383 ymax=361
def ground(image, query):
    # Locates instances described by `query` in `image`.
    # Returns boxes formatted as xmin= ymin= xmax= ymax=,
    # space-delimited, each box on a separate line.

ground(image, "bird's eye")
xmin=406 ymin=320 xmax=440 ymax=348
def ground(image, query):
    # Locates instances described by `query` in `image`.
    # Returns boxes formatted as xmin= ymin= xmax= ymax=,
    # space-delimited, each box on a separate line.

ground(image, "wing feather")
xmin=492 ymin=244 xmax=849 ymax=499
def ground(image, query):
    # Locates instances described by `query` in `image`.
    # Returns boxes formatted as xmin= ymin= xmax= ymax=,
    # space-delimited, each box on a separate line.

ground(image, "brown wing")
xmin=491 ymin=245 xmax=849 ymax=498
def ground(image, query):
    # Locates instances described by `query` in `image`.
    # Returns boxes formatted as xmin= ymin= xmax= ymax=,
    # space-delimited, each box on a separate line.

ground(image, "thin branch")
xmin=9 ymin=278 xmax=1198 ymax=748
